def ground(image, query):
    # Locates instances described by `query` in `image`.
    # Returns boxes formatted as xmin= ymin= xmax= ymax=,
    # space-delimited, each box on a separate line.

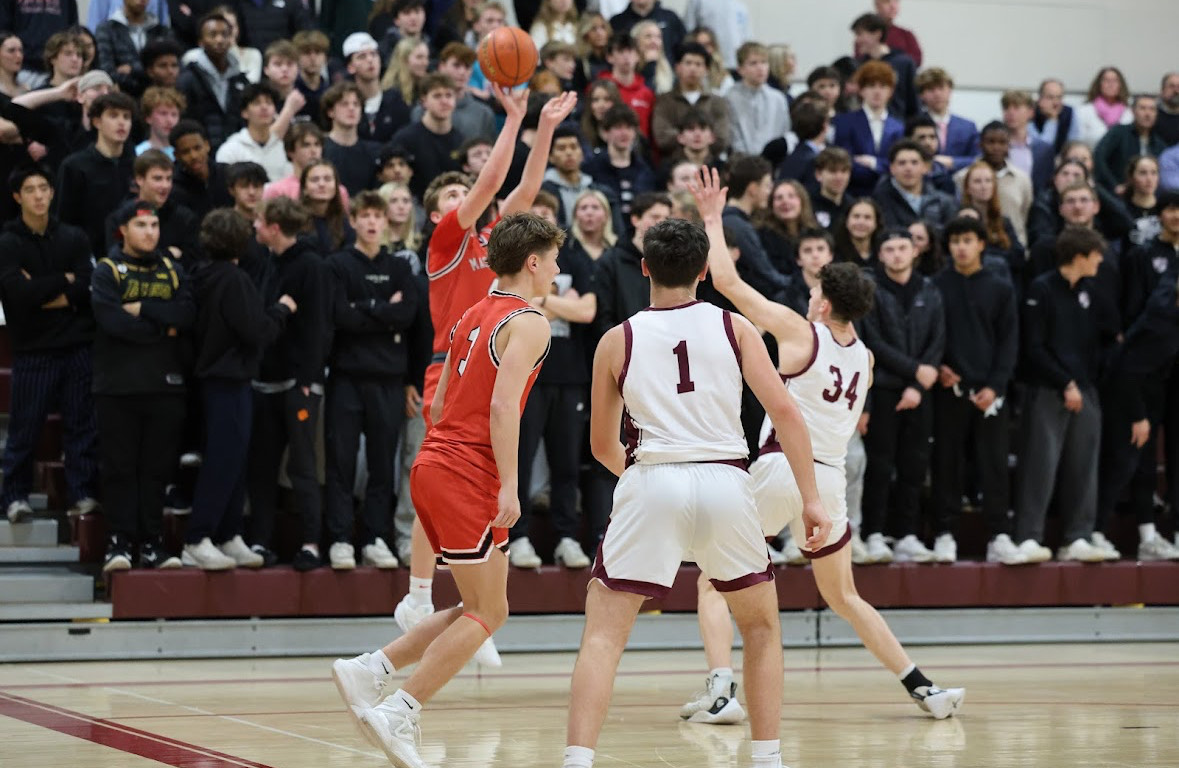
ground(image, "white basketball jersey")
xmin=759 ymin=322 xmax=870 ymax=469
xmin=620 ymin=301 xmax=748 ymax=465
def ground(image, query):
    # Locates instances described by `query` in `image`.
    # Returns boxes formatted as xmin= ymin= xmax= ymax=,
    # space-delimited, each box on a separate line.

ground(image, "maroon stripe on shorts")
xmin=802 ymin=524 xmax=852 ymax=560
xmin=590 ymin=540 xmax=670 ymax=599
xmin=710 ymin=563 xmax=775 ymax=593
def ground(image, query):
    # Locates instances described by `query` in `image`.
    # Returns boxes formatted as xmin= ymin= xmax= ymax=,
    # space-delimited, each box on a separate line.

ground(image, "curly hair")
xmin=818 ymin=262 xmax=875 ymax=323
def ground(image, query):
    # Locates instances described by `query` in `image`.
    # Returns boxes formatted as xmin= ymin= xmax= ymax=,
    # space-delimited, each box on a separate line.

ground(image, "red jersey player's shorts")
xmin=409 ymin=462 xmax=507 ymax=565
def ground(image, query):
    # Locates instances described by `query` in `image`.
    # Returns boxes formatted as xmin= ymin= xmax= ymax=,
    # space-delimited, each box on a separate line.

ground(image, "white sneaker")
xmin=6 ymin=499 xmax=32 ymax=523
xmin=912 ymin=686 xmax=965 ymax=719
xmin=553 ymin=537 xmax=590 ymax=569
xmin=508 ymin=537 xmax=542 ymax=568
xmin=865 ymin=533 xmax=893 ymax=564
xmin=1090 ymin=532 xmax=1121 ymax=560
xmin=218 ymin=535 xmax=263 ymax=567
xmin=1138 ymin=536 xmax=1179 ymax=561
xmin=473 ymin=637 xmax=502 ymax=668
xmin=360 ymin=699 xmax=428 ymax=768
xmin=893 ymin=535 xmax=935 ymax=563
xmin=1018 ymin=539 xmax=1052 ymax=563
xmin=394 ymin=595 xmax=434 ymax=634
xmin=850 ymin=531 xmax=869 ymax=564
xmin=363 ymin=537 xmax=400 ymax=568
xmin=330 ymin=542 xmax=356 ymax=570
xmin=767 ymin=542 xmax=787 ymax=566
xmin=932 ymin=533 xmax=957 ymax=563
xmin=332 ymin=652 xmax=394 ymax=746
xmin=679 ymin=672 xmax=746 ymax=724
xmin=181 ymin=538 xmax=236 ymax=570
xmin=986 ymin=534 xmax=1028 ymax=565
xmin=179 ymin=451 xmax=203 ymax=468
xmin=1057 ymin=537 xmax=1107 ymax=562
xmin=67 ymin=497 xmax=99 ymax=518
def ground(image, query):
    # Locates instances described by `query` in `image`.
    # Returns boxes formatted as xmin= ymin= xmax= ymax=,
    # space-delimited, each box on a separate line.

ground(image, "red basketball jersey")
xmin=427 ymin=208 xmax=500 ymax=356
xmin=417 ymin=291 xmax=549 ymax=477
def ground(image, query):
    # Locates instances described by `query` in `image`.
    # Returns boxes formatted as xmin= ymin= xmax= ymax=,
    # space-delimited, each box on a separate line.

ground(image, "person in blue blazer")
xmin=916 ymin=67 xmax=979 ymax=173
xmin=833 ymin=60 xmax=905 ymax=198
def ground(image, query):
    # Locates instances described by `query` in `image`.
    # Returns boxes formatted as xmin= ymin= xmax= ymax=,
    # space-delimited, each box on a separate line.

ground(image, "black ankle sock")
xmin=901 ymin=666 xmax=934 ymax=694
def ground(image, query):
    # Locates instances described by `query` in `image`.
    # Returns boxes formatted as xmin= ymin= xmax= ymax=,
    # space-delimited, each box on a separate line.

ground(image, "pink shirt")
xmin=262 ymin=175 xmax=351 ymax=207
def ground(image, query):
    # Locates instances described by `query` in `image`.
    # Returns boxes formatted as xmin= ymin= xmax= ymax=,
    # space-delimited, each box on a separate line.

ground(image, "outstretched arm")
xmin=501 ymin=91 xmax=578 ymax=217
xmin=455 ymin=86 xmax=530 ymax=231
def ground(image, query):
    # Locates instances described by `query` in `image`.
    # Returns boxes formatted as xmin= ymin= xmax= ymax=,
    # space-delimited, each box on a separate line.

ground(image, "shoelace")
xmin=391 ymin=711 xmax=422 ymax=747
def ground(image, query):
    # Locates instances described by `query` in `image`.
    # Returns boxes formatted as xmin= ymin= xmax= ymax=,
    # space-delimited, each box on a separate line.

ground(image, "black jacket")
xmin=56 ymin=144 xmax=136 ymax=254
xmin=235 ymin=0 xmax=314 ymax=51
xmin=722 ymin=206 xmax=789 ymax=301
xmin=328 ymin=246 xmax=419 ymax=379
xmin=177 ymin=60 xmax=249 ymax=149
xmin=1106 ymin=271 xmax=1179 ymax=421
xmin=256 ymin=237 xmax=329 ymax=387
xmin=873 ymin=178 xmax=958 ymax=234
xmin=608 ymin=2 xmax=686 ymax=63
xmin=0 ymin=1 xmax=77 ymax=72
xmin=91 ymin=248 xmax=195 ymax=395
xmin=0 ymin=217 xmax=95 ymax=353
xmin=591 ymin=238 xmax=648 ymax=338
xmin=95 ymin=14 xmax=175 ymax=78
xmin=1093 ymin=124 xmax=1167 ymax=192
xmin=1019 ymin=270 xmax=1102 ymax=390
xmin=170 ymin=159 xmax=233 ymax=219
xmin=103 ymin=196 xmax=201 ymax=268
xmin=858 ymin=267 xmax=945 ymax=391
xmin=192 ymin=259 xmax=289 ymax=381
xmin=757 ymin=225 xmax=799 ymax=278
xmin=1120 ymin=236 xmax=1179 ymax=328
xmin=933 ymin=266 xmax=1018 ymax=396
xmin=1027 ymin=185 xmax=1134 ymax=247
xmin=359 ymin=89 xmax=412 ymax=145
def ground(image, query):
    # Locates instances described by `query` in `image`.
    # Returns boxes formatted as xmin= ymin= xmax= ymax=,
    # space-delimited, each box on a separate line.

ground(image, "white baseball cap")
xmin=342 ymin=32 xmax=379 ymax=60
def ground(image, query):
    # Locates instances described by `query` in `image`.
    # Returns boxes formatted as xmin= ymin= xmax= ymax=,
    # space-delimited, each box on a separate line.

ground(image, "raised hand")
xmin=687 ymin=166 xmax=728 ymax=223
xmin=539 ymin=91 xmax=578 ymax=127
xmin=493 ymin=85 xmax=530 ymax=123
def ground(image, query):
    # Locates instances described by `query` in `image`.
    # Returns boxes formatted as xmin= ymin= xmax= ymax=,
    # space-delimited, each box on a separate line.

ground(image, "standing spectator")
xmin=955 ymin=121 xmax=1034 ymax=246
xmin=89 ymin=0 xmax=169 ymax=30
xmin=833 ymin=61 xmax=904 ymax=198
xmin=576 ymin=12 xmax=611 ymax=85
xmin=871 ymin=0 xmax=921 ymax=67
xmin=179 ymin=6 xmax=261 ymax=83
xmin=118 ymin=37 xmax=182 ymax=99
xmin=292 ymin=29 xmax=329 ymax=120
xmin=324 ymin=191 xmax=418 ymax=570
xmin=1122 ymin=156 xmax=1162 ymax=248
xmin=541 ymin=123 xmax=624 ymax=233
xmin=134 ymin=85 xmax=184 ymax=157
xmin=721 ymin=154 xmax=789 ymax=299
xmin=581 ymin=79 xmax=623 ymax=152
xmin=92 ymin=200 xmax=195 ymax=572
xmin=591 ymin=190 xmax=669 ymax=335
xmin=261 ymin=40 xmax=302 ymax=109
xmin=247 ymin=196 xmax=328 ymax=570
xmin=233 ymin=0 xmax=313 ymax=53
xmin=682 ymin=0 xmax=750 ymax=69
xmin=833 ymin=197 xmax=884 ymax=266
xmin=264 ymin=122 xmax=351 ymax=206
xmin=1002 ymin=90 xmax=1056 ymax=193
xmin=687 ymin=25 xmax=735 ymax=95
xmin=608 ymin=0 xmax=685 ymax=65
xmin=225 ymin=161 xmax=268 ymax=222
xmin=56 ymin=92 xmax=136 ymax=255
xmin=660 ymin=110 xmax=723 ymax=175
xmin=755 ymin=179 xmax=817 ymax=277
xmin=903 ymin=114 xmax=956 ymax=195
xmin=873 ymin=138 xmax=957 ymax=233
xmin=374 ymin=0 xmax=430 ymax=62
xmin=776 ymin=100 xmax=828 ymax=193
xmin=916 ymin=67 xmax=978 ymax=173
xmin=570 ymin=188 xmax=618 ymax=263
xmin=301 ymin=160 xmax=354 ymax=255
xmin=1093 ymin=94 xmax=1165 ymax=193
xmin=94 ymin=0 xmax=173 ymax=82
xmin=0 ymin=165 xmax=98 ymax=523
xmin=102 ymin=150 xmax=200 ymax=265
xmin=852 ymin=13 xmax=917 ymax=119
xmin=0 ymin=0 xmax=77 ymax=75
xmin=630 ymin=19 xmax=673 ymax=95
xmin=215 ymin=81 xmax=295 ymax=182
xmin=1014 ymin=226 xmax=1110 ymax=563
xmin=389 ymin=73 xmax=465 ymax=202
xmin=958 ymin=160 xmax=1025 ymax=280
xmin=182 ymin=209 xmax=293 ymax=571
xmin=1076 ymin=66 xmax=1133 ymax=148
xmin=0 ymin=31 xmax=26 ymax=98
xmin=726 ymin=42 xmax=790 ymax=158
xmin=409 ymin=43 xmax=495 ymax=143
xmin=581 ymin=104 xmax=655 ymax=224
xmin=340 ymin=32 xmax=407 ymax=146
xmin=931 ymin=216 xmax=1021 ymax=564
xmin=858 ymin=228 xmax=944 ymax=564
xmin=597 ymin=33 xmax=654 ymax=140
xmin=176 ymin=11 xmax=249 ymax=149
xmin=321 ymin=81 xmax=379 ymax=196
xmin=1154 ymin=72 xmax=1179 ymax=148
xmin=1032 ymin=78 xmax=1078 ymax=155
xmin=169 ymin=119 xmax=232 ymax=217
xmin=810 ymin=147 xmax=853 ymax=229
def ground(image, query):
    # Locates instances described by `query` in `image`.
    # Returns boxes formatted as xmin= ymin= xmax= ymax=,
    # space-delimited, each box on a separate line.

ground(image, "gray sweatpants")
xmin=393 ymin=412 xmax=426 ymax=548
xmin=1014 ymin=385 xmax=1101 ymax=545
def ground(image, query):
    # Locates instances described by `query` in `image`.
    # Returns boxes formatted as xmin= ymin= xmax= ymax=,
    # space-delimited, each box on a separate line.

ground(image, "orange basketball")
xmin=477 ymin=27 xmax=538 ymax=88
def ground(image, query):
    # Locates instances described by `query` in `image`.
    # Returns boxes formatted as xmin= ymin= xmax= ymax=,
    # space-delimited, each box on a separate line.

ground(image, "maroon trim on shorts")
xmin=590 ymin=539 xmax=671 ymax=599
xmin=624 ymin=457 xmax=748 ymax=471
xmin=641 ymin=300 xmax=702 ymax=312
xmin=781 ymin=323 xmax=819 ymax=380
xmin=802 ymin=524 xmax=852 ymax=560
xmin=722 ymin=310 xmax=741 ymax=367
xmin=618 ymin=320 xmax=633 ymax=395
xmin=709 ymin=563 xmax=775 ymax=593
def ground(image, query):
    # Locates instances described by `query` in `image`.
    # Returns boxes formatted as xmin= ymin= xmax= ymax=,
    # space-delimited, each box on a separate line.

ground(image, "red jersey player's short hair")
xmin=486 ymin=212 xmax=566 ymax=276
xmin=423 ymin=171 xmax=472 ymax=214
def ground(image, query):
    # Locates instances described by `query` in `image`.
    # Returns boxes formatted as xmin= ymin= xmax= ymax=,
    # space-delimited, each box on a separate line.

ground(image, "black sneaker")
xmin=140 ymin=539 xmax=182 ymax=569
xmin=102 ymin=535 xmax=132 ymax=573
xmin=292 ymin=546 xmax=321 ymax=572
xmin=250 ymin=544 xmax=278 ymax=567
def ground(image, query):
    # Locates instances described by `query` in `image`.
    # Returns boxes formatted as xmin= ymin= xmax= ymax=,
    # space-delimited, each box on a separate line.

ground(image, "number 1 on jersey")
xmin=672 ymin=340 xmax=695 ymax=394
xmin=456 ymin=326 xmax=481 ymax=376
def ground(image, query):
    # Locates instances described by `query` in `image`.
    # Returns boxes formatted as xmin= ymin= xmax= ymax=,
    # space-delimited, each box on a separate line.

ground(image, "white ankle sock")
xmin=562 ymin=746 xmax=594 ymax=768
xmin=408 ymin=577 xmax=433 ymax=608
xmin=1139 ymin=523 xmax=1157 ymax=543
xmin=710 ymin=666 xmax=733 ymax=682
xmin=389 ymin=688 xmax=422 ymax=713
xmin=751 ymin=739 xmax=781 ymax=767
xmin=368 ymin=649 xmax=395 ymax=677
xmin=898 ymin=662 xmax=916 ymax=681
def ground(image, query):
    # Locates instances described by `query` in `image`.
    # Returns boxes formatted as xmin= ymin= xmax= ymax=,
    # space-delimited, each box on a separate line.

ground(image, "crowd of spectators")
xmin=1 ymin=0 xmax=1178 ymax=574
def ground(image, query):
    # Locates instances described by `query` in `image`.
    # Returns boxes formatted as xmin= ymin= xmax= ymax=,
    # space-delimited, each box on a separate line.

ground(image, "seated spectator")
xmin=721 ymin=154 xmax=789 ymax=299
xmin=774 ymin=226 xmax=835 ymax=316
xmin=380 ymin=36 xmax=429 ymax=105
xmin=581 ymin=78 xmax=623 ymax=152
xmin=377 ymin=181 xmax=423 ymax=253
xmin=1014 ymin=226 xmax=1110 ymax=563
xmin=177 ymin=11 xmax=249 ymax=149
xmin=777 ymin=99 xmax=828 ymax=193
xmin=576 ymin=12 xmax=612 ymax=86
xmin=539 ymin=41 xmax=580 ymax=93
xmin=215 ymin=81 xmax=295 ymax=182
xmin=1121 ymin=189 xmax=1179 ymax=330
xmin=134 ymin=86 xmax=185 ymax=157
xmin=665 ymin=159 xmax=699 ymax=194
xmin=116 ymin=37 xmax=181 ymax=100
xmin=833 ymin=61 xmax=904 ymax=198
xmin=931 ymin=215 xmax=1020 ymax=564
xmin=756 ymin=179 xmax=818 ymax=277
xmin=852 ymin=13 xmax=917 ymax=118
xmin=93 ymin=200 xmax=195 ymax=572
xmin=103 ymin=149 xmax=200 ymax=265
xmin=531 ymin=0 xmax=579 ymax=48
xmin=591 ymin=190 xmax=670 ymax=335
xmin=597 ymin=33 xmax=655 ymax=140
xmin=807 ymin=65 xmax=844 ymax=122
xmin=180 ymin=6 xmax=261 ymax=82
xmin=727 ymin=42 xmax=790 ymax=158
xmin=833 ymin=197 xmax=884 ymax=266
xmin=261 ymin=40 xmax=303 ymax=111
xmin=958 ymin=160 xmax=1025 ymax=280
xmin=609 ymin=0 xmax=686 ymax=66
xmin=542 ymin=123 xmax=625 ymax=234
xmin=873 ymin=139 xmax=957 ymax=233
xmin=908 ymin=219 xmax=942 ymax=275
xmin=915 ymin=67 xmax=978 ymax=173
xmin=39 ymin=30 xmax=85 ymax=92
xmin=0 ymin=165 xmax=98 ymax=523
xmin=1093 ymin=94 xmax=1165 ymax=192
xmin=232 ymin=0 xmax=313 ymax=52
xmin=264 ymin=122 xmax=351 ymax=207
xmin=339 ymin=33 xmax=405 ymax=145
xmin=301 ymin=159 xmax=354 ymax=255
xmin=90 ymin=0 xmax=169 ymax=37
xmin=56 ymin=92 xmax=136 ymax=255
xmin=157 ymin=0 xmax=214 ymax=50
xmin=1123 ymin=156 xmax=1162 ymax=247
xmin=1001 ymin=90 xmax=1054 ymax=192
xmin=461 ymin=2 xmax=511 ymax=99
xmin=904 ymin=114 xmax=956 ymax=195
xmin=95 ymin=0 xmax=174 ymax=87
xmin=954 ymin=121 xmax=1034 ymax=246
xmin=1031 ymin=78 xmax=1078 ymax=155
xmin=661 ymin=110 xmax=725 ymax=174
xmin=1155 ymin=72 xmax=1179 ymax=147
xmin=631 ymin=19 xmax=673 ymax=95
xmin=324 ymin=191 xmax=418 ymax=570
xmin=292 ymin=30 xmax=329 ymax=121
xmin=570 ymin=188 xmax=618 ymax=262
xmin=169 ymin=119 xmax=232 ymax=217
xmin=409 ymin=43 xmax=495 ymax=143
xmin=581 ymin=104 xmax=656 ymax=224
xmin=183 ymin=208 xmax=292 ymax=571
xmin=871 ymin=0 xmax=921 ymax=65
xmin=321 ymin=81 xmax=379 ymax=196
xmin=225 ymin=161 xmax=268 ymax=222
xmin=375 ymin=0 xmax=430 ymax=62
xmin=1076 ymin=66 xmax=1133 ymax=148
xmin=686 ymin=25 xmax=735 ymax=94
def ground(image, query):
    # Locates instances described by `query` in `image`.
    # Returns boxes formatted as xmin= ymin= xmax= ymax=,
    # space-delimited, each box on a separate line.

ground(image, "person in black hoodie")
xmin=169 ymin=120 xmax=232 ymax=217
xmin=103 ymin=149 xmax=201 ymax=266
xmin=247 ymin=195 xmax=329 ymax=571
xmin=590 ymin=191 xmax=670 ymax=338
xmin=858 ymin=227 xmax=944 ymax=564
xmin=930 ymin=217 xmax=1020 ymax=565
xmin=0 ymin=165 xmax=98 ymax=523
xmin=92 ymin=199 xmax=196 ymax=572
xmin=181 ymin=209 xmax=295 ymax=571
xmin=324 ymin=191 xmax=418 ymax=571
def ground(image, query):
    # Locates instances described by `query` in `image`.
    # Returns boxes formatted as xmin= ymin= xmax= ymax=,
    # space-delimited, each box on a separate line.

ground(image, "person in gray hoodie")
xmin=176 ymin=11 xmax=248 ymax=149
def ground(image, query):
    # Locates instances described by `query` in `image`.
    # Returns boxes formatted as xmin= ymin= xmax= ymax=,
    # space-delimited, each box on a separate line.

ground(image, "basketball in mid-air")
xmin=477 ymin=27 xmax=538 ymax=88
